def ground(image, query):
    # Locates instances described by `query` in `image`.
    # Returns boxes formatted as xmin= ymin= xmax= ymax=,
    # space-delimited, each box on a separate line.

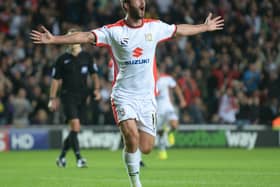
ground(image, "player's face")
xmin=127 ymin=0 xmax=146 ymax=19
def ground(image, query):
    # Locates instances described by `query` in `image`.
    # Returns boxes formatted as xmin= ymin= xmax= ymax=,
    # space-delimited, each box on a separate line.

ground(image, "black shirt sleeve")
xmin=52 ymin=55 xmax=64 ymax=80
xmin=87 ymin=53 xmax=98 ymax=75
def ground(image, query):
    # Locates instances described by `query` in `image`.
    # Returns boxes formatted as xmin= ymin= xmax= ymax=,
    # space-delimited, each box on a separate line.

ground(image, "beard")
xmin=129 ymin=5 xmax=145 ymax=19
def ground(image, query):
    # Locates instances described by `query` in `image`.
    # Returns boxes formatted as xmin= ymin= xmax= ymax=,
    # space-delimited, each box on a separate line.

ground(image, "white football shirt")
xmin=92 ymin=19 xmax=176 ymax=99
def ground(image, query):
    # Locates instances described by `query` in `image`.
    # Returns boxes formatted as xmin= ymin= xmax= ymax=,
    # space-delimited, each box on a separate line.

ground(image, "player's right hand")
xmin=30 ymin=25 xmax=54 ymax=44
xmin=48 ymin=99 xmax=58 ymax=112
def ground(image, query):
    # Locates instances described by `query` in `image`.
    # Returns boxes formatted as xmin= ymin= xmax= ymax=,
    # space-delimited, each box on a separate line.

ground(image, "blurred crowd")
xmin=0 ymin=0 xmax=279 ymax=127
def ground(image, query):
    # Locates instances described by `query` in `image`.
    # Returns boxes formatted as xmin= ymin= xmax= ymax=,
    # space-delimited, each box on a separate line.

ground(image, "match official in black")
xmin=48 ymin=29 xmax=101 ymax=168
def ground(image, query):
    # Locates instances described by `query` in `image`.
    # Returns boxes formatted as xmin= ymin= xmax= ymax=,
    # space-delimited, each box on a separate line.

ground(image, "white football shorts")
xmin=111 ymin=97 xmax=157 ymax=137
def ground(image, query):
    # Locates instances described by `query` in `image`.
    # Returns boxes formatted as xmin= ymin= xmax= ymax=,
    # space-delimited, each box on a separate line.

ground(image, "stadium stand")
xmin=0 ymin=0 xmax=279 ymax=126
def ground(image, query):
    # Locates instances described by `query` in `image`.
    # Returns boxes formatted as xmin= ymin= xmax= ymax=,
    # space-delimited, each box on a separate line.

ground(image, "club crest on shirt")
xmin=118 ymin=107 xmax=125 ymax=116
xmin=64 ymin=59 xmax=71 ymax=64
xmin=145 ymin=33 xmax=152 ymax=41
xmin=120 ymin=37 xmax=129 ymax=47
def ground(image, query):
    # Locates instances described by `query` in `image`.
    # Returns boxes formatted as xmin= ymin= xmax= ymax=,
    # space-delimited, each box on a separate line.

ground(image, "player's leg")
xmin=120 ymin=119 xmax=142 ymax=187
xmin=56 ymin=97 xmax=76 ymax=167
xmin=137 ymin=99 xmax=157 ymax=158
xmin=57 ymin=132 xmax=70 ymax=167
xmin=112 ymin=98 xmax=144 ymax=187
xmin=73 ymin=97 xmax=88 ymax=168
xmin=68 ymin=118 xmax=87 ymax=168
xmin=139 ymin=130 xmax=155 ymax=154
xmin=156 ymin=113 xmax=168 ymax=160
xmin=57 ymin=96 xmax=86 ymax=168
xmin=157 ymin=129 xmax=168 ymax=160
xmin=167 ymin=119 xmax=178 ymax=146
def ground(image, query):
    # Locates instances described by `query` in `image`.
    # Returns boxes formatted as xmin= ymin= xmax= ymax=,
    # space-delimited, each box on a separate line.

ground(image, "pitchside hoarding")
xmin=0 ymin=126 xmax=279 ymax=152
xmin=174 ymin=130 xmax=279 ymax=149
xmin=61 ymin=129 xmax=122 ymax=150
xmin=0 ymin=130 xmax=9 ymax=151
xmin=9 ymin=129 xmax=49 ymax=150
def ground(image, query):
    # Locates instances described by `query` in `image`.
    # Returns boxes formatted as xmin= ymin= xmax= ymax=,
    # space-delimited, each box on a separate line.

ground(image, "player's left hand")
xmin=204 ymin=13 xmax=224 ymax=31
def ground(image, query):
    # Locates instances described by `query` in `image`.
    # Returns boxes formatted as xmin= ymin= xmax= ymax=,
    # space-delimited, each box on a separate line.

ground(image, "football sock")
xmin=70 ymin=131 xmax=82 ymax=160
xmin=168 ymin=127 xmax=176 ymax=146
xmin=123 ymin=148 xmax=142 ymax=187
xmin=59 ymin=134 xmax=71 ymax=159
xmin=158 ymin=133 xmax=167 ymax=151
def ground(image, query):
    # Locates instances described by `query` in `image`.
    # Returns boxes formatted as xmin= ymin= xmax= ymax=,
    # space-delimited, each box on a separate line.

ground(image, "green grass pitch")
xmin=0 ymin=148 xmax=280 ymax=187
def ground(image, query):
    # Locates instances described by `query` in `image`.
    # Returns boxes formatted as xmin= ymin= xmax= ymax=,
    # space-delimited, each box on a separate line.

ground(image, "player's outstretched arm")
xmin=176 ymin=13 xmax=224 ymax=37
xmin=30 ymin=26 xmax=95 ymax=44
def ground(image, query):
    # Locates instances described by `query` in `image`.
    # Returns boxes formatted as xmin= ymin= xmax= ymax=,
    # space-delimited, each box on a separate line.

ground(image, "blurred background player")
xmin=48 ymin=29 xmax=101 ymax=168
xmin=156 ymin=66 xmax=186 ymax=160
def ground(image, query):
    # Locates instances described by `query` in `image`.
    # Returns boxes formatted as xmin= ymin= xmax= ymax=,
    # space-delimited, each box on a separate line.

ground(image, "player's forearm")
xmin=92 ymin=74 xmax=100 ymax=90
xmin=49 ymin=79 xmax=60 ymax=98
xmin=176 ymin=24 xmax=209 ymax=37
xmin=175 ymin=85 xmax=185 ymax=103
xmin=50 ymin=32 xmax=95 ymax=44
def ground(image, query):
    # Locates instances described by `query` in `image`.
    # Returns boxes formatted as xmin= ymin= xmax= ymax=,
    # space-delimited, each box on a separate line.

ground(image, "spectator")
xmin=32 ymin=108 xmax=48 ymax=125
xmin=177 ymin=69 xmax=205 ymax=123
xmin=243 ymin=62 xmax=261 ymax=95
xmin=10 ymin=88 xmax=33 ymax=127
xmin=218 ymin=87 xmax=239 ymax=124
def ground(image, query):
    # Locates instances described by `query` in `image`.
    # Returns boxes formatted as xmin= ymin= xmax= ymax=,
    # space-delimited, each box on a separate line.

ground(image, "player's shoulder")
xmin=143 ymin=18 xmax=166 ymax=30
xmin=105 ymin=19 xmax=126 ymax=29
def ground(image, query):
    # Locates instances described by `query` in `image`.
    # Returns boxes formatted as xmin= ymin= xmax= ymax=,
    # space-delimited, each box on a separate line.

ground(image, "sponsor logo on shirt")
xmin=124 ymin=59 xmax=150 ymax=65
xmin=132 ymin=47 xmax=143 ymax=58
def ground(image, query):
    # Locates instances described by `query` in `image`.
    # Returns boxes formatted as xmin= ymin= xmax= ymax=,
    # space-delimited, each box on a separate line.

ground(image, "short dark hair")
xmin=120 ymin=0 xmax=129 ymax=11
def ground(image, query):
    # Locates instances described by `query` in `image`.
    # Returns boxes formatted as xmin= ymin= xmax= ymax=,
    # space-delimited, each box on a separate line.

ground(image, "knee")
xmin=140 ymin=142 xmax=154 ymax=154
xmin=170 ymin=120 xmax=178 ymax=129
xmin=140 ymin=147 xmax=153 ymax=154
